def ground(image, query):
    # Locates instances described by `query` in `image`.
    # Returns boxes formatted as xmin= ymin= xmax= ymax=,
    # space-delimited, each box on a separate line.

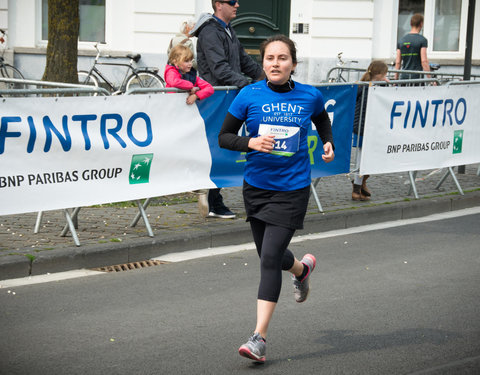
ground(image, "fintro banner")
xmin=0 ymin=85 xmax=355 ymax=215
xmin=360 ymin=84 xmax=480 ymax=175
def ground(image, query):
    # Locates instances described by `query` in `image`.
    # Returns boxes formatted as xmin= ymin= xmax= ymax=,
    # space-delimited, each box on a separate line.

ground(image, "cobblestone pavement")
xmin=1 ymin=164 xmax=478 ymax=260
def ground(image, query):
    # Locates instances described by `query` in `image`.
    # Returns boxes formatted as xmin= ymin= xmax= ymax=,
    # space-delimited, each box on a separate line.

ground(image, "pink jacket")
xmin=164 ymin=64 xmax=214 ymax=100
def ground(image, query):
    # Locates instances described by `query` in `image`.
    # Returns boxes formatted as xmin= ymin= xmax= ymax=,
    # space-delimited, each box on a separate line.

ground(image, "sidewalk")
xmin=1 ymin=165 xmax=479 ymax=280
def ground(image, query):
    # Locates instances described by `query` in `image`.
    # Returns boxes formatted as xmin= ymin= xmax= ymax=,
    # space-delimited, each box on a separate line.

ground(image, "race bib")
xmin=258 ymin=124 xmax=300 ymax=157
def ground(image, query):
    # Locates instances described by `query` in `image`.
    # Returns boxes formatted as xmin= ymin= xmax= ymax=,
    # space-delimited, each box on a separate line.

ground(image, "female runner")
xmin=218 ymin=34 xmax=335 ymax=363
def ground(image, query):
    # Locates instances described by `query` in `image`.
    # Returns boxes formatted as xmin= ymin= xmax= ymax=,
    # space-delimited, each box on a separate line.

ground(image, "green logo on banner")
xmin=452 ymin=130 xmax=463 ymax=154
xmin=129 ymin=154 xmax=153 ymax=184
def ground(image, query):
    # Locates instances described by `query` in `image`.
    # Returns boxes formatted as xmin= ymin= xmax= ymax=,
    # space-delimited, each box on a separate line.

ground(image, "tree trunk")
xmin=42 ymin=0 xmax=79 ymax=83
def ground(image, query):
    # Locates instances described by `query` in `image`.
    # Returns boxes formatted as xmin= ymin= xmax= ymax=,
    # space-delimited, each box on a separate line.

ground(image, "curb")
xmin=1 ymin=190 xmax=479 ymax=280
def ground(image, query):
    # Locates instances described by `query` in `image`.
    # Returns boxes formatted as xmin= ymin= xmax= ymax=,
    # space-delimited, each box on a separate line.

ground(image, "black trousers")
xmin=207 ymin=188 xmax=225 ymax=210
xmin=249 ymin=217 xmax=296 ymax=303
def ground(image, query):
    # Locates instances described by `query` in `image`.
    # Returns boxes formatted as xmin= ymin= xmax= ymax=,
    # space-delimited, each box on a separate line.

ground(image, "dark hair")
xmin=259 ymin=34 xmax=297 ymax=66
xmin=211 ymin=0 xmax=221 ymax=11
xmin=411 ymin=13 xmax=424 ymax=28
xmin=360 ymin=60 xmax=388 ymax=82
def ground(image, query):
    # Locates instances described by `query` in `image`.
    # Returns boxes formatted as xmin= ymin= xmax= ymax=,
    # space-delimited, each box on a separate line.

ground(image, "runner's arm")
xmin=312 ymin=109 xmax=335 ymax=150
xmin=218 ymin=112 xmax=250 ymax=151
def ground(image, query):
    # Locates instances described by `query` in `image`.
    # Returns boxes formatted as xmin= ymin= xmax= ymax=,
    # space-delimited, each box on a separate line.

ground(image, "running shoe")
xmin=292 ymin=253 xmax=316 ymax=303
xmin=238 ymin=332 xmax=266 ymax=363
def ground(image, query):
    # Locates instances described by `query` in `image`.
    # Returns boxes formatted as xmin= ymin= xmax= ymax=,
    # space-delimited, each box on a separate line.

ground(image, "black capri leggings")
xmin=249 ymin=217 xmax=296 ymax=303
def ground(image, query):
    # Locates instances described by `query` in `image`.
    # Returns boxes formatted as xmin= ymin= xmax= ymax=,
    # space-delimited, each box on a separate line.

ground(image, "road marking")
xmin=0 ymin=269 xmax=105 ymax=289
xmin=2 ymin=206 xmax=479 ymax=287
xmin=291 ymin=206 xmax=480 ymax=243
xmin=153 ymin=242 xmax=257 ymax=263
xmin=154 ymin=206 xmax=480 ymax=262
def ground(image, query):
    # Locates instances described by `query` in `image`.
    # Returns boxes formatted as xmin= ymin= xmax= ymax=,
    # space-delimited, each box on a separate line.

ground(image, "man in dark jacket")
xmin=192 ymin=0 xmax=263 ymax=219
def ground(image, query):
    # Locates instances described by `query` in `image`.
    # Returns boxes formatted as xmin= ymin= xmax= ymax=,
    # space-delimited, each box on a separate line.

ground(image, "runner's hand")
xmin=322 ymin=142 xmax=334 ymax=163
xmin=248 ymin=135 xmax=275 ymax=153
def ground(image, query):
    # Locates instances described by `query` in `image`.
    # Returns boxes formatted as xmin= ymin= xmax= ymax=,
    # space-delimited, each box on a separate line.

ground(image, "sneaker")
xmin=238 ymin=332 xmax=266 ymax=363
xmin=208 ymin=205 xmax=236 ymax=219
xmin=292 ymin=254 xmax=316 ymax=303
xmin=197 ymin=192 xmax=209 ymax=218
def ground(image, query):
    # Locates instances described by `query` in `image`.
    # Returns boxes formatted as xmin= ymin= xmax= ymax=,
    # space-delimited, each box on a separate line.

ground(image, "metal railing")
xmin=124 ymin=86 xmax=238 ymax=95
xmin=0 ymin=77 xmax=110 ymax=96
xmin=326 ymin=66 xmax=480 ymax=84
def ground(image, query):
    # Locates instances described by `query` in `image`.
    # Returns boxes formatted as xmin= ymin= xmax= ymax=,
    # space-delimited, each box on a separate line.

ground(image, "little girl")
xmin=164 ymin=44 xmax=213 ymax=104
xmin=352 ymin=60 xmax=389 ymax=200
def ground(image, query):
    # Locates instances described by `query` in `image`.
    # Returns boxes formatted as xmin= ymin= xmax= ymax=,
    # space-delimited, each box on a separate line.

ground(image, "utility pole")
xmin=458 ymin=0 xmax=475 ymax=174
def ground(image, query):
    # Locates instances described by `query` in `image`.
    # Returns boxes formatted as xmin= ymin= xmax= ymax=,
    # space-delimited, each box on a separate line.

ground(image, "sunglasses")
xmin=218 ymin=0 xmax=238 ymax=5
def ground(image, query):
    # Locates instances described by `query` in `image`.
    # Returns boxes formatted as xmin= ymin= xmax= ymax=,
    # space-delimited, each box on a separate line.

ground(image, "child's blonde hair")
xmin=168 ymin=44 xmax=194 ymax=65
xmin=360 ymin=60 xmax=388 ymax=82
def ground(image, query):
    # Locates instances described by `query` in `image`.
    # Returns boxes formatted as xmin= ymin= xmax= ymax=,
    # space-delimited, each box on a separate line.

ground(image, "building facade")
xmin=1 ymin=0 xmax=479 ymax=84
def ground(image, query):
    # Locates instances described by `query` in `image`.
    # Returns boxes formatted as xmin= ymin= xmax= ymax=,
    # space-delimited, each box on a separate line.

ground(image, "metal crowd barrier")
xmin=0 ymin=77 xmax=111 ymax=96
xmin=124 ymin=86 xmax=238 ymax=95
xmin=351 ymin=78 xmax=480 ymax=199
xmin=125 ymin=84 xmax=349 ymax=216
xmin=0 ymin=79 xmax=110 ymax=246
xmin=442 ymin=80 xmax=480 ymax=182
xmin=0 ymin=82 xmax=243 ymax=245
xmin=2 ymin=78 xmax=477 ymax=244
xmin=326 ymin=66 xmax=480 ymax=85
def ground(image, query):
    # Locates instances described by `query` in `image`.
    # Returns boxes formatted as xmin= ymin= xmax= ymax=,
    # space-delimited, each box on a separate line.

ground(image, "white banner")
xmin=0 ymin=94 xmax=217 ymax=215
xmin=360 ymin=85 xmax=480 ymax=175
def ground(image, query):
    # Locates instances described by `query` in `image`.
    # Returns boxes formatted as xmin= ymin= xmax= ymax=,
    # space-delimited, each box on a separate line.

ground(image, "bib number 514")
xmin=275 ymin=140 xmax=287 ymax=150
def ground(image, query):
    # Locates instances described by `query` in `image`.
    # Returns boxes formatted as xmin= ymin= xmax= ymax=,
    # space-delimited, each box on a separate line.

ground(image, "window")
xmin=41 ymin=0 xmax=106 ymax=43
xmin=433 ymin=0 xmax=462 ymax=51
xmin=397 ymin=0 xmax=466 ymax=54
xmin=397 ymin=0 xmax=425 ymax=42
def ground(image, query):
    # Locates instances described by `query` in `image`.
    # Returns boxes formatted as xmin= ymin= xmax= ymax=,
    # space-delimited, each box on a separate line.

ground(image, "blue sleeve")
xmin=228 ymin=87 xmax=249 ymax=121
xmin=313 ymin=88 xmax=326 ymax=118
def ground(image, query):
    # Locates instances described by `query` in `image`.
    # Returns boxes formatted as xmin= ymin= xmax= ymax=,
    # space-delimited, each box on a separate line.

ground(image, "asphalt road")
xmin=1 ymin=212 xmax=479 ymax=374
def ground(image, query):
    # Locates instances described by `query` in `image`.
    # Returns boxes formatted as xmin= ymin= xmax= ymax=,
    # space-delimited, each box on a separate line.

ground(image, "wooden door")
xmin=232 ymin=0 xmax=291 ymax=58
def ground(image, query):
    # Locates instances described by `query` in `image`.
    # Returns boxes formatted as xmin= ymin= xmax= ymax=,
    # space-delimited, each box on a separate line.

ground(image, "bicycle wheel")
xmin=0 ymin=64 xmax=26 ymax=96
xmin=126 ymin=71 xmax=165 ymax=94
xmin=77 ymin=70 xmax=99 ymax=96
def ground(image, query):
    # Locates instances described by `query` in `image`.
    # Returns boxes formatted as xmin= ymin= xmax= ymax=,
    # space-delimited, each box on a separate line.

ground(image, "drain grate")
xmin=92 ymin=260 xmax=169 ymax=273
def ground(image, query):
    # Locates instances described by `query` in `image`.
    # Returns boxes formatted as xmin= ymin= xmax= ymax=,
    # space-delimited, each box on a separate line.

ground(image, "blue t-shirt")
xmin=228 ymin=79 xmax=325 ymax=191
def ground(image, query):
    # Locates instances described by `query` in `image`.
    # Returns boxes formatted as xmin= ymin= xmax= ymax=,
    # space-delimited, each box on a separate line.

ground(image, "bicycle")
xmin=327 ymin=52 xmax=359 ymax=82
xmin=77 ymin=43 xmax=165 ymax=95
xmin=0 ymin=28 xmax=26 ymax=95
